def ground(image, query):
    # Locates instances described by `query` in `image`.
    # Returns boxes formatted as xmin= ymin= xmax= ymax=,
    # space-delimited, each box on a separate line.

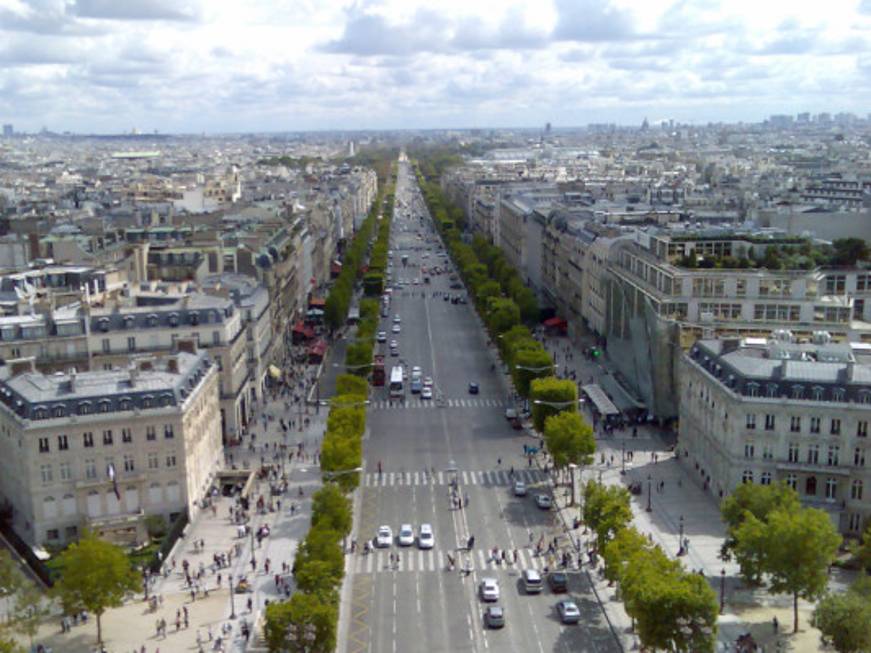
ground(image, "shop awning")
xmin=599 ymin=374 xmax=645 ymax=411
xmin=268 ymin=365 xmax=282 ymax=380
xmin=308 ymin=340 xmax=327 ymax=356
xmin=581 ymin=384 xmax=620 ymax=416
xmin=308 ymin=297 xmax=326 ymax=308
xmin=543 ymin=316 xmax=568 ymax=329
xmin=330 ymin=261 xmax=343 ymax=275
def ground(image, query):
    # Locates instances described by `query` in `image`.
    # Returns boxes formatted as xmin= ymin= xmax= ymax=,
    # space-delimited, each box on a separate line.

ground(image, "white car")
xmin=392 ymin=324 xmax=401 ymax=334
xmin=412 ymin=366 xmax=422 ymax=377
xmin=375 ymin=526 xmax=393 ymax=548
xmin=398 ymin=524 xmax=414 ymax=547
xmin=393 ymin=315 xmax=401 ymax=324
xmin=479 ymin=578 xmax=500 ymax=602
xmin=557 ymin=600 xmax=581 ymax=624
xmin=377 ymin=331 xmax=387 ymax=343
xmin=418 ymin=524 xmax=434 ymax=549
xmin=513 ymin=481 xmax=527 ymax=497
xmin=535 ymin=494 xmax=552 ymax=510
xmin=389 ymin=340 xmax=398 ymax=349
xmin=423 ymin=377 xmax=433 ymax=387
xmin=421 ymin=387 xmax=433 ymax=400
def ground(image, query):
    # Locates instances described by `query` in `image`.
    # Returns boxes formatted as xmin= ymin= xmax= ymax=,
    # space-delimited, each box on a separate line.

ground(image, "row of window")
xmin=37 ymin=426 xmax=174 ymax=453
xmin=101 ymin=330 xmax=223 ymax=354
xmin=744 ymin=441 xmax=868 ymax=467
xmin=741 ymin=472 xmax=863 ymax=501
xmin=31 ymin=395 xmax=176 ymax=420
xmin=39 ymin=451 xmax=177 ymax=484
xmin=95 ymin=309 xmax=230 ymax=332
xmin=745 ymin=414 xmax=861 ymax=436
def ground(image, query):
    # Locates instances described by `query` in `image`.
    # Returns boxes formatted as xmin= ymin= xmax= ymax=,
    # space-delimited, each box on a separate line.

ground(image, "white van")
xmin=522 ymin=569 xmax=543 ymax=594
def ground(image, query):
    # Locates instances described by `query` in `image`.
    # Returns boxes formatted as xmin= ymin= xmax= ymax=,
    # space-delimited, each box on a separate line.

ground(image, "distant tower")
xmin=348 ymin=140 xmax=355 ymax=156
xmin=2 ymin=124 xmax=13 ymax=137
xmin=641 ymin=117 xmax=650 ymax=131
xmin=545 ymin=122 xmax=551 ymax=135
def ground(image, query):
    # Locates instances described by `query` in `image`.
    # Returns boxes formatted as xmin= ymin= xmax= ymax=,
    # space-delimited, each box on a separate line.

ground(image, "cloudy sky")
xmin=1 ymin=0 xmax=870 ymax=133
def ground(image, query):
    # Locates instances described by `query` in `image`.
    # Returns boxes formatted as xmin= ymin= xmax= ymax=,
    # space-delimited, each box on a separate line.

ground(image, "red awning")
xmin=308 ymin=297 xmax=326 ymax=308
xmin=543 ymin=317 xmax=568 ymax=328
xmin=292 ymin=321 xmax=306 ymax=334
xmin=330 ymin=261 xmax=343 ymax=275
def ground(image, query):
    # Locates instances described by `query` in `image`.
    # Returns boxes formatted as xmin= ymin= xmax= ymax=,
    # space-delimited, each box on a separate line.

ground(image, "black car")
xmin=548 ymin=571 xmax=568 ymax=593
xmin=469 ymin=382 xmax=479 ymax=395
xmin=450 ymin=282 xmax=463 ymax=289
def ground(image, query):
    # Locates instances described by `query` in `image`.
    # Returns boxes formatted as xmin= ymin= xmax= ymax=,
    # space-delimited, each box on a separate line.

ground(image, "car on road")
xmin=410 ymin=378 xmax=423 ymax=394
xmin=375 ymin=526 xmax=393 ymax=548
xmin=513 ymin=480 xmax=527 ymax=497
xmin=556 ymin=600 xmax=580 ymax=624
xmin=479 ymin=578 xmax=500 ymax=602
xmin=423 ymin=376 xmax=433 ymax=387
xmin=450 ymin=282 xmax=463 ymax=289
xmin=418 ymin=523 xmax=434 ymax=549
xmin=392 ymin=324 xmax=401 ymax=334
xmin=535 ymin=494 xmax=552 ymax=510
xmin=484 ymin=605 xmax=505 ymax=628
xmin=421 ymin=386 xmax=433 ymax=400
xmin=390 ymin=347 xmax=399 ymax=357
xmin=468 ymin=382 xmax=479 ymax=395
xmin=398 ymin=524 xmax=414 ymax=546
xmin=548 ymin=571 xmax=568 ymax=593
xmin=522 ymin=569 xmax=544 ymax=594
xmin=393 ymin=315 xmax=401 ymax=323
xmin=390 ymin=339 xmax=398 ymax=349
xmin=377 ymin=331 xmax=387 ymax=343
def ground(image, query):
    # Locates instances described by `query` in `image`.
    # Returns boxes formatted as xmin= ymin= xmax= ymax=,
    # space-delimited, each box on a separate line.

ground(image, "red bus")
xmin=372 ymin=354 xmax=385 ymax=386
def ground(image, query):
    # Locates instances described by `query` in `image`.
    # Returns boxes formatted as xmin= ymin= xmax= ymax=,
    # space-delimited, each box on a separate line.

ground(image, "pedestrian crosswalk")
xmin=348 ymin=547 xmax=574 ymax=575
xmin=362 ymin=469 xmax=545 ymax=488
xmin=369 ymin=398 xmax=508 ymax=410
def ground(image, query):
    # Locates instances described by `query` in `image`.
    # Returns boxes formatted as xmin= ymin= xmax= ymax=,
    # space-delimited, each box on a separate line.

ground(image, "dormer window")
xmin=169 ymin=312 xmax=179 ymax=327
xmin=147 ymin=314 xmax=158 ymax=327
xmin=98 ymin=400 xmax=111 ymax=413
xmin=142 ymin=395 xmax=153 ymax=409
xmin=190 ymin=312 xmax=199 ymax=326
xmin=123 ymin=316 xmax=135 ymax=329
xmin=119 ymin=397 xmax=132 ymax=410
xmin=52 ymin=405 xmax=65 ymax=418
xmin=78 ymin=401 xmax=91 ymax=415
xmin=746 ymin=382 xmax=759 ymax=398
xmin=791 ymin=385 xmax=804 ymax=400
xmin=34 ymin=408 xmax=47 ymax=420
xmin=766 ymin=383 xmax=778 ymax=398
xmin=833 ymin=388 xmax=846 ymax=402
xmin=812 ymin=385 xmax=825 ymax=401
xmin=99 ymin=318 xmax=110 ymax=332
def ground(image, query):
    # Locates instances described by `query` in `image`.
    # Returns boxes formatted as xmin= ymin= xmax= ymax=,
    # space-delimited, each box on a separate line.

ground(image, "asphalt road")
xmin=341 ymin=158 xmax=620 ymax=653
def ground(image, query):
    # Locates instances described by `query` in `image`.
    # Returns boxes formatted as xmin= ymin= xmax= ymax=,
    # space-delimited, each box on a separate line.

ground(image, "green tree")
xmin=814 ymin=591 xmax=871 ymax=653
xmin=530 ymin=377 xmax=577 ymax=431
xmin=294 ymin=559 xmax=340 ymax=600
xmin=293 ymin=529 xmax=344 ymax=588
xmin=831 ymin=238 xmax=870 ymax=266
xmin=52 ymin=532 xmax=140 ymax=644
xmin=311 ymin=485 xmax=352 ymax=536
xmin=602 ymin=526 xmax=652 ymax=585
xmin=634 ymin=571 xmax=719 ymax=653
xmin=512 ymin=348 xmax=553 ymax=398
xmin=582 ymin=481 xmax=633 ymax=551
xmin=335 ymin=374 xmax=368 ymax=398
xmin=735 ymin=507 xmax=841 ymax=632
xmin=264 ymin=592 xmax=337 ymax=653
xmin=486 ymin=298 xmax=520 ymax=334
xmin=345 ymin=341 xmax=373 ymax=377
xmin=0 ymin=549 xmax=21 ymax=599
xmin=720 ymin=481 xmax=800 ymax=583
xmin=543 ymin=412 xmax=595 ymax=476
xmin=11 ymin=581 xmax=48 ymax=649
xmin=362 ymin=272 xmax=384 ymax=296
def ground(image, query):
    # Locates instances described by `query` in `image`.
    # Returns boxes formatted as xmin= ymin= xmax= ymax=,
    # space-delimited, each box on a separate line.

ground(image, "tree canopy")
xmin=530 ymin=377 xmax=577 ymax=431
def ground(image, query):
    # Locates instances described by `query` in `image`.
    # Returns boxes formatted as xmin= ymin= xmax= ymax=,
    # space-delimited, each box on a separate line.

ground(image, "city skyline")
xmin=2 ymin=0 xmax=871 ymax=134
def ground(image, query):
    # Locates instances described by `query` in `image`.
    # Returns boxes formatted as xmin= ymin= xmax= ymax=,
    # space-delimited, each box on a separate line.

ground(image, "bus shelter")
xmin=581 ymin=384 xmax=621 ymax=424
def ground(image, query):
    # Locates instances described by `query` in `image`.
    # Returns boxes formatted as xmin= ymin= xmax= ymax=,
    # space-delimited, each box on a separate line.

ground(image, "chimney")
xmin=176 ymin=337 xmax=197 ymax=355
xmin=128 ymin=365 xmax=139 ymax=387
xmin=68 ymin=368 xmax=77 ymax=392
xmin=9 ymin=357 xmax=37 ymax=377
xmin=166 ymin=356 xmax=179 ymax=374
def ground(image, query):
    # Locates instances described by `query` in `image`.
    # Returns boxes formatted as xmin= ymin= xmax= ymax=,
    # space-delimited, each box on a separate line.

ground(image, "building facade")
xmin=0 ymin=350 xmax=221 ymax=547
xmin=678 ymin=336 xmax=871 ymax=536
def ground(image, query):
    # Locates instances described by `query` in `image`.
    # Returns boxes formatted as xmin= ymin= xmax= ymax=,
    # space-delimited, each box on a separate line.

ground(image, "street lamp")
xmin=720 ymin=568 xmax=726 ymax=614
xmin=319 ymin=398 xmax=371 ymax=408
xmin=229 ymin=573 xmax=236 ymax=619
xmin=322 ymin=467 xmax=363 ymax=482
xmin=620 ymin=440 xmax=626 ymax=475
xmin=532 ymin=399 xmax=584 ymax=409
xmin=646 ymin=474 xmax=652 ymax=512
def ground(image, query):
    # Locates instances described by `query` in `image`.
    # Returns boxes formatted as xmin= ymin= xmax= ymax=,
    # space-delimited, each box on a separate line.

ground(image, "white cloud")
xmin=1 ymin=0 xmax=871 ymax=132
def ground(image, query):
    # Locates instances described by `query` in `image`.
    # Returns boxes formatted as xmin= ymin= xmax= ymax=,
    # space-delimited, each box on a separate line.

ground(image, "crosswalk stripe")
xmin=462 ymin=471 xmax=469 ymax=484
xmin=437 ymin=472 xmax=444 ymax=485
xmin=361 ymin=469 xmax=547 ymax=487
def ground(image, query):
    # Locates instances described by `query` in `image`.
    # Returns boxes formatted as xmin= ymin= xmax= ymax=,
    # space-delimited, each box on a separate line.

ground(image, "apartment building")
xmin=678 ymin=335 xmax=871 ymax=536
xmin=88 ymin=293 xmax=252 ymax=440
xmin=0 ymin=350 xmax=221 ymax=547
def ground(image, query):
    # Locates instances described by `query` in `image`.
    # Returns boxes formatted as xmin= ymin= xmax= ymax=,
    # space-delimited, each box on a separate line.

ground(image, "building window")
xmin=85 ymin=459 xmax=96 ymax=479
xmin=147 ymin=452 xmax=159 ymax=470
xmin=812 ymin=386 xmax=824 ymax=401
xmin=83 ymin=432 xmax=94 ymax=448
xmin=764 ymin=414 xmax=775 ymax=431
xmin=102 ymin=338 xmax=110 ymax=353
xmin=746 ymin=383 xmax=759 ymax=398
xmin=40 ymin=464 xmax=52 ymax=484
xmin=762 ymin=445 xmax=774 ymax=460
xmin=790 ymin=416 xmax=801 ymax=433
xmin=57 ymin=434 xmax=68 ymax=450
xmin=212 ymin=331 xmax=221 ymax=346
xmin=744 ymin=442 xmax=755 ymax=459
xmin=123 ymin=455 xmax=135 ymax=473
xmin=46 ymin=529 xmax=59 ymax=541
xmin=38 ymin=437 xmax=49 ymax=453
xmin=807 ymin=444 xmax=820 ymax=465
xmin=831 ymin=419 xmax=841 ymax=435
xmin=791 ymin=385 xmax=804 ymax=400
xmin=59 ymin=462 xmax=71 ymax=481
xmin=127 ymin=336 xmax=136 ymax=352
xmin=852 ymin=480 xmax=864 ymax=501
xmin=766 ymin=384 xmax=778 ymax=399
xmin=746 ymin=414 xmax=756 ymax=430
xmin=786 ymin=473 xmax=797 ymax=490
xmin=164 ymin=425 xmax=174 ymax=439
xmin=828 ymin=445 xmax=840 ymax=466
xmin=860 ymin=391 xmax=871 ymax=405
xmin=146 ymin=426 xmax=156 ymax=441
xmin=806 ymin=476 xmax=817 ymax=496
xmin=760 ymin=472 xmax=772 ymax=485
xmin=165 ymin=453 xmax=177 ymax=468
xmin=833 ymin=388 xmax=846 ymax=402
xmin=788 ymin=442 xmax=800 ymax=463
xmin=856 ymin=448 xmax=866 ymax=467
xmin=102 ymin=430 xmax=113 ymax=446
xmin=849 ymin=513 xmax=863 ymax=532
xmin=742 ymin=469 xmax=754 ymax=484
xmin=810 ymin=417 xmax=821 ymax=434
xmin=121 ymin=428 xmax=132 ymax=444
xmin=825 ymin=478 xmax=838 ymax=500
xmin=858 ymin=421 xmax=868 ymax=438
